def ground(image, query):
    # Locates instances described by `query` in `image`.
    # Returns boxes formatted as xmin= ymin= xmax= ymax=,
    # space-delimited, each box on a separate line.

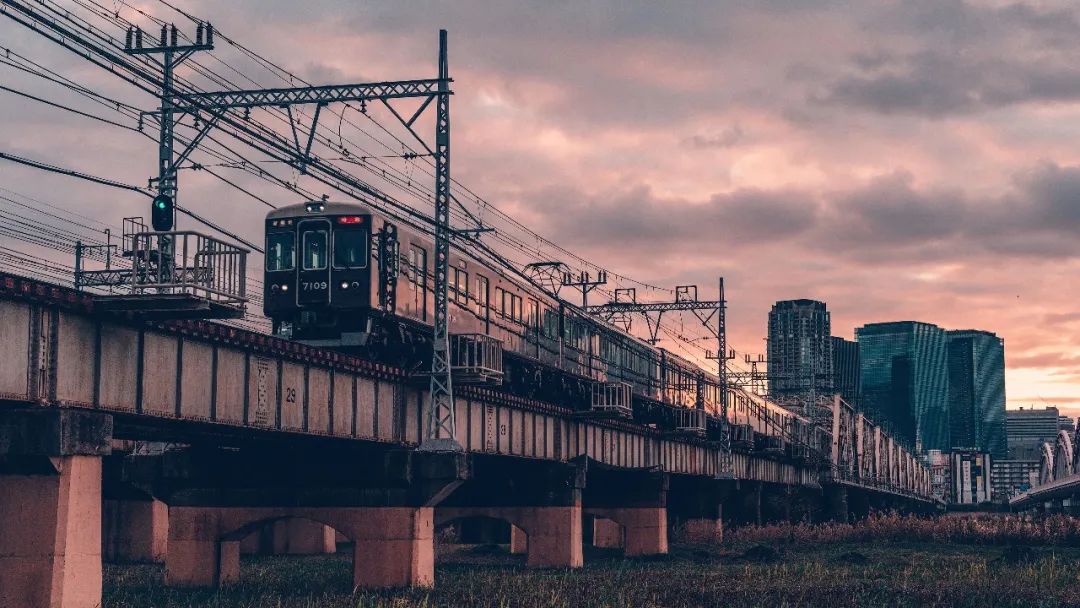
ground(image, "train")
xmin=263 ymin=199 xmax=816 ymax=454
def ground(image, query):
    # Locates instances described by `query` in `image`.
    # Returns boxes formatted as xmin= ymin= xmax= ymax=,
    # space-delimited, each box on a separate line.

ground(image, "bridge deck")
xmin=0 ymin=273 xmax=819 ymax=487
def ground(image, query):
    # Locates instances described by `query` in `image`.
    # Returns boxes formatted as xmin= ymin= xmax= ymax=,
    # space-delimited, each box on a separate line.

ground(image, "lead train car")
xmin=263 ymin=200 xmax=805 ymax=442
xmin=264 ymin=200 xmax=666 ymax=394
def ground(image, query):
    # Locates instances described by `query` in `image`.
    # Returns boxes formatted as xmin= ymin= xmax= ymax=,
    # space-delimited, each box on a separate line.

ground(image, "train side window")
xmin=475 ymin=275 xmax=489 ymax=317
xmin=333 ymin=230 xmax=368 ymax=269
xmin=544 ymin=309 xmax=559 ymax=339
xmin=450 ymin=268 xmax=469 ymax=305
xmin=527 ymin=299 xmax=538 ymax=329
xmin=409 ymin=245 xmax=427 ymax=320
xmin=302 ymin=230 xmax=328 ymax=270
xmin=511 ymin=294 xmax=521 ymax=322
xmin=266 ymin=232 xmax=295 ymax=271
xmin=407 ymin=249 xmax=417 ymax=287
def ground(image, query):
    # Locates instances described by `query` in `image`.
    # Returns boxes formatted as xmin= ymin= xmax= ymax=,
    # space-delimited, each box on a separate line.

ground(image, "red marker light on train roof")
xmin=337 ymin=216 xmax=364 ymax=224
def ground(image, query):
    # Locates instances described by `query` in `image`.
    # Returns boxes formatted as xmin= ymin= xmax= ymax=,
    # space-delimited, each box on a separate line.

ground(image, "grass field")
xmin=102 ymin=516 xmax=1080 ymax=608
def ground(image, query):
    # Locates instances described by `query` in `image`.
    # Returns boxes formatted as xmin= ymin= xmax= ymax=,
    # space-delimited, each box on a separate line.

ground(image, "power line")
xmin=0 ymin=83 xmax=140 ymax=130
xmin=0 ymin=149 xmax=150 ymax=194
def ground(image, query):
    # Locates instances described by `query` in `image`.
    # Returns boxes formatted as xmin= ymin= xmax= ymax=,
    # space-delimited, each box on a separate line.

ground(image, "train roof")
xmin=266 ymin=200 xmax=373 ymax=220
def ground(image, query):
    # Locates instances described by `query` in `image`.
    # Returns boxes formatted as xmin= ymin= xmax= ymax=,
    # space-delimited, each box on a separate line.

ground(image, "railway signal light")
xmin=151 ymin=194 xmax=174 ymax=231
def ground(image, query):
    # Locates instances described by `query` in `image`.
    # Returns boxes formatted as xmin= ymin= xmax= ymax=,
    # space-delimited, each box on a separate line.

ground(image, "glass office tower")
xmin=856 ymin=321 xmax=949 ymax=452
xmin=831 ymin=336 xmax=861 ymax=406
xmin=947 ymin=330 xmax=1006 ymax=458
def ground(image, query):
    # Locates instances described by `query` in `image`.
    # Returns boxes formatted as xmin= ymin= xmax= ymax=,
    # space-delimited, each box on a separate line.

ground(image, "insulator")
xmin=170 ymin=25 xmax=178 ymax=47
xmin=206 ymin=23 xmax=214 ymax=45
xmin=135 ymin=28 xmax=143 ymax=48
xmin=125 ymin=27 xmax=133 ymax=49
xmin=195 ymin=22 xmax=203 ymax=45
xmin=160 ymin=25 xmax=167 ymax=46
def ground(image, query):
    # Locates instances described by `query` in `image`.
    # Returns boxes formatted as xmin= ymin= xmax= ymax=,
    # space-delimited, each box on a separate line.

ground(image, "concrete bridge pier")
xmin=848 ymin=488 xmax=872 ymax=521
xmin=239 ymin=518 xmax=337 ymax=555
xmin=0 ymin=409 xmax=112 ymax=608
xmin=590 ymin=516 xmax=624 ymax=548
xmin=818 ymin=485 xmax=850 ymax=523
xmin=509 ymin=524 xmax=528 ymax=554
xmin=729 ymin=480 xmax=763 ymax=527
xmin=436 ymin=457 xmax=586 ymax=568
xmin=582 ymin=459 xmax=669 ymax=557
xmin=124 ymin=444 xmax=467 ymax=590
xmin=667 ymin=476 xmax=731 ymax=542
xmin=759 ymin=484 xmax=819 ymax=524
xmin=760 ymin=483 xmax=792 ymax=524
xmin=102 ymin=497 xmax=168 ymax=563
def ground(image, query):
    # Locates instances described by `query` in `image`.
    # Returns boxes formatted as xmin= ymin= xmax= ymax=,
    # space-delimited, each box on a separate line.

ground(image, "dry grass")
xmin=102 ymin=515 xmax=1080 ymax=608
xmin=727 ymin=512 xmax=1080 ymax=547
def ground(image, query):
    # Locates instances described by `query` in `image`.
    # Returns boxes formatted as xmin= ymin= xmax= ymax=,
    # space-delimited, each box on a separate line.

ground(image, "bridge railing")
xmin=75 ymin=230 xmax=248 ymax=318
xmin=127 ymin=231 xmax=247 ymax=305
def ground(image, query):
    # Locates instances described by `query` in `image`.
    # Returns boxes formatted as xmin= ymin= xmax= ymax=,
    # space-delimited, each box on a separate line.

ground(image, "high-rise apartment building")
xmin=1060 ymin=416 xmax=1075 ymax=433
xmin=856 ymin=321 xmax=950 ymax=452
xmin=767 ymin=300 xmax=833 ymax=398
xmin=1006 ymin=407 xmax=1061 ymax=460
xmin=946 ymin=330 xmax=1006 ymax=458
xmin=831 ymin=336 xmax=860 ymax=406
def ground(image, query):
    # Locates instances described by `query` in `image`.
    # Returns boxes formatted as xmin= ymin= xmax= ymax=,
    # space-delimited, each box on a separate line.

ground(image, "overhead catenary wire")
xmin=0 ymin=150 xmax=262 ymax=252
xmin=1 ymin=0 xmax=736 ymax=370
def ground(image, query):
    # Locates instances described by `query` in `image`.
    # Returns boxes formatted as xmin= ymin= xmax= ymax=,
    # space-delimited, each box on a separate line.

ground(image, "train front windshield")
xmin=266 ymin=232 xmax=295 ymax=271
xmin=302 ymin=230 xmax=328 ymax=270
xmin=333 ymin=231 xmax=368 ymax=268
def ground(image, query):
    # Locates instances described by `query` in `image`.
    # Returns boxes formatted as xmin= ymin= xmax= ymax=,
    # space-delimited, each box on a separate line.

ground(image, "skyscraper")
xmin=831 ymin=336 xmax=860 ymax=406
xmin=946 ymin=330 xmax=1006 ymax=458
xmin=767 ymin=300 xmax=833 ymax=398
xmin=856 ymin=321 xmax=949 ymax=452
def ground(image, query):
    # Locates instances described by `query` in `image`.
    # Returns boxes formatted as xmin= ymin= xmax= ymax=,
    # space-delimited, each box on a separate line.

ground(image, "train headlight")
xmin=340 ymin=281 xmax=349 ymax=289
xmin=280 ymin=284 xmax=289 ymax=292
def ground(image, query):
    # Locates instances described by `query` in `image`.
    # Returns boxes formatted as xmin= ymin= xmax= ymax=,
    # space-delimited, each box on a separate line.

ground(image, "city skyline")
xmin=1 ymin=0 xmax=1076 ymax=415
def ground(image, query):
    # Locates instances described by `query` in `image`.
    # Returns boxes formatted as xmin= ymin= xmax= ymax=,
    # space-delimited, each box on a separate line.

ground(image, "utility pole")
xmin=421 ymin=30 xmax=461 ymax=451
xmin=127 ymin=25 xmax=461 ymax=450
xmin=586 ymin=278 xmax=733 ymax=424
xmin=125 ymin=23 xmax=214 ymax=279
xmin=562 ymin=270 xmax=607 ymax=308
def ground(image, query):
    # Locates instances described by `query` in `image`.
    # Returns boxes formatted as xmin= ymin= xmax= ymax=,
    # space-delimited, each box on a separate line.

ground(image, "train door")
xmin=298 ymin=219 xmax=331 ymax=306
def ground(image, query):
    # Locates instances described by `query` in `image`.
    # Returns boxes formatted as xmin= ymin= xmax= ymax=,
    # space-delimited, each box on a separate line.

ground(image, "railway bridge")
xmin=0 ymin=272 xmax=936 ymax=607
xmin=1010 ymin=429 xmax=1080 ymax=513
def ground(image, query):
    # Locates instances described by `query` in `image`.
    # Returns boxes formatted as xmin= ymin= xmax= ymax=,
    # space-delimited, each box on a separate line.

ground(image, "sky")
xmin=0 ymin=0 xmax=1077 ymax=414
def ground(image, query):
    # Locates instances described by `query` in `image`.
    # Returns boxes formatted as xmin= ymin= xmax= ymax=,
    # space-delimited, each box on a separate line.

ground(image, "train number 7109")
xmin=301 ymin=281 xmax=328 ymax=291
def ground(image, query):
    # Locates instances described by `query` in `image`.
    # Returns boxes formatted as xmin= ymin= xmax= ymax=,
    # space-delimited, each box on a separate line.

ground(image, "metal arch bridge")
xmin=1011 ymin=428 xmax=1080 ymax=510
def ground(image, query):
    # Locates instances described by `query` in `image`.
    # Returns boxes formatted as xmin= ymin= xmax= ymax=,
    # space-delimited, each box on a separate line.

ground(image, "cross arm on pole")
xmin=170 ymin=78 xmax=451 ymax=111
xmin=585 ymin=300 xmax=724 ymax=315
